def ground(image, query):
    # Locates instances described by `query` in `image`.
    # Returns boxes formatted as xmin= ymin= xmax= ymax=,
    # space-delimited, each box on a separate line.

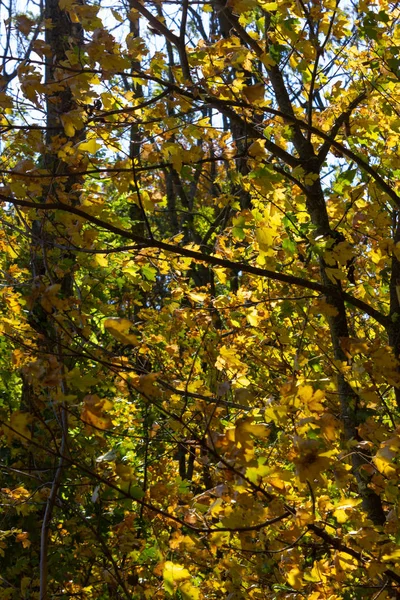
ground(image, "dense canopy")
xmin=1 ymin=0 xmax=400 ymax=597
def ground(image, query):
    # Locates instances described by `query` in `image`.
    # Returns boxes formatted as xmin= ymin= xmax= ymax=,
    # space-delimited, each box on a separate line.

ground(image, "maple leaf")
xmin=6 ymin=412 xmax=32 ymax=444
xmin=163 ymin=561 xmax=192 ymax=595
xmin=81 ymin=395 xmax=113 ymax=431
xmin=104 ymin=317 xmax=139 ymax=345
xmin=291 ymin=436 xmax=333 ymax=482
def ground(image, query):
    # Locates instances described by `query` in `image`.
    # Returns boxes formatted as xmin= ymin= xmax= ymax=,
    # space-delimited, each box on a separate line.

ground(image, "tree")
xmin=1 ymin=0 xmax=400 ymax=597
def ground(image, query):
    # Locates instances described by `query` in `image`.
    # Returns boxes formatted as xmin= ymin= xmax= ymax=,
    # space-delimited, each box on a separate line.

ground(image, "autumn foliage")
xmin=1 ymin=0 xmax=400 ymax=597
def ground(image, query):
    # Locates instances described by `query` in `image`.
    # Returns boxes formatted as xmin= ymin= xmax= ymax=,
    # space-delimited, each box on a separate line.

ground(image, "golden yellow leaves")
xmin=161 ymin=142 xmax=203 ymax=173
xmin=332 ymin=497 xmax=362 ymax=523
xmin=303 ymin=558 xmax=331 ymax=584
xmin=126 ymin=33 xmax=148 ymax=61
xmin=0 ymin=529 xmax=30 ymax=559
xmin=263 ymin=402 xmax=287 ymax=426
xmin=311 ymin=297 xmax=339 ymax=318
xmin=104 ymin=317 xmax=139 ymax=345
xmin=60 ymin=109 xmax=86 ymax=138
xmin=248 ymin=139 xmax=267 ymax=161
xmin=242 ymin=83 xmax=265 ymax=104
xmin=0 ymin=92 xmax=13 ymax=114
xmin=78 ymin=139 xmax=102 ymax=154
xmin=0 ymin=288 xmax=27 ymax=344
xmin=255 ymin=224 xmax=274 ymax=253
xmin=252 ymin=204 xmax=282 ymax=263
xmin=291 ymin=436 xmax=334 ymax=482
xmin=246 ymin=459 xmax=292 ymax=492
xmin=186 ymin=291 xmax=208 ymax=304
xmin=382 ymin=548 xmax=400 ymax=562
xmin=373 ymin=434 xmax=400 ymax=477
xmin=233 ymin=386 xmax=255 ymax=405
xmin=1 ymin=487 xmax=33 ymax=516
xmin=127 ymin=372 xmax=160 ymax=397
xmin=16 ymin=531 xmax=31 ymax=549
xmin=287 ymin=550 xmax=360 ymax=592
xmin=277 ymin=383 xmax=327 ymax=417
xmin=296 ymin=384 xmax=325 ymax=412
xmin=39 ymin=283 xmax=64 ymax=313
xmin=215 ymin=345 xmax=248 ymax=380
xmin=213 ymin=415 xmax=271 ymax=468
xmin=287 ymin=566 xmax=304 ymax=590
xmin=231 ymin=416 xmax=271 ymax=462
xmin=17 ymin=64 xmax=44 ymax=106
xmin=266 ymin=383 xmax=341 ymax=483
xmin=81 ymin=394 xmax=113 ymax=431
xmin=163 ymin=562 xmax=199 ymax=599
xmin=2 ymin=411 xmax=32 ymax=444
xmin=319 ymin=412 xmax=341 ymax=442
xmin=236 ymin=417 xmax=271 ymax=441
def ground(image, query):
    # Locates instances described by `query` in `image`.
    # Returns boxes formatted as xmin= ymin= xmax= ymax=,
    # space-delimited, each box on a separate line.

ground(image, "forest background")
xmin=0 ymin=0 xmax=400 ymax=598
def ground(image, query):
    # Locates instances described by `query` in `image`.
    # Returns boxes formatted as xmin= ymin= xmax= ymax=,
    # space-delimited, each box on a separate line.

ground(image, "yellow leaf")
xmin=0 ymin=92 xmax=13 ymax=109
xmin=246 ymin=308 xmax=260 ymax=326
xmin=292 ymin=436 xmax=332 ymax=482
xmin=233 ymin=387 xmax=254 ymax=405
xmin=334 ymin=551 xmax=359 ymax=579
xmin=7 ymin=411 xmax=32 ymax=444
xmin=61 ymin=117 xmax=76 ymax=137
xmin=382 ymin=549 xmax=400 ymax=561
xmin=368 ymin=560 xmax=387 ymax=578
xmin=82 ymin=409 xmax=112 ymax=431
xmin=81 ymin=395 xmax=113 ymax=431
xmin=111 ymin=8 xmax=124 ymax=22
xmin=320 ymin=412 xmax=341 ymax=441
xmin=373 ymin=436 xmax=400 ymax=476
xmin=260 ymin=52 xmax=276 ymax=68
xmin=256 ymin=226 xmax=273 ymax=251
xmin=94 ymin=253 xmax=108 ymax=267
xmin=304 ymin=559 xmax=329 ymax=583
xmin=187 ymin=291 xmax=207 ymax=303
xmin=295 ymin=508 xmax=314 ymax=526
xmin=214 ymin=267 xmax=227 ymax=283
xmin=296 ymin=385 xmax=325 ymax=412
xmin=215 ymin=345 xmax=247 ymax=375
xmin=245 ymin=462 xmax=270 ymax=483
xmin=297 ymin=384 xmax=313 ymax=402
xmin=16 ymin=532 xmax=31 ymax=549
xmin=264 ymin=404 xmax=287 ymax=425
xmin=263 ymin=2 xmax=277 ymax=9
xmin=60 ymin=110 xmax=85 ymax=137
xmin=115 ymin=463 xmax=134 ymax=482
xmin=239 ymin=420 xmax=270 ymax=438
xmin=104 ymin=317 xmax=138 ymax=345
xmin=179 ymin=581 xmax=200 ymax=600
xmin=78 ymin=139 xmax=101 ymax=153
xmin=243 ymin=83 xmax=265 ymax=104
xmin=287 ymin=567 xmax=304 ymax=590
xmin=163 ymin=562 xmax=191 ymax=595
xmin=248 ymin=139 xmax=266 ymax=158
xmin=267 ymin=476 xmax=286 ymax=491
xmin=333 ymin=497 xmax=362 ymax=523
xmin=104 ymin=317 xmax=132 ymax=332
xmin=20 ymin=576 xmax=32 ymax=594
xmin=138 ymin=372 xmax=160 ymax=396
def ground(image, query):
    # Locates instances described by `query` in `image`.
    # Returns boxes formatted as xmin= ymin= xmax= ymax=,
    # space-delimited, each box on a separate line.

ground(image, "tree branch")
xmin=4 ymin=196 xmax=389 ymax=327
